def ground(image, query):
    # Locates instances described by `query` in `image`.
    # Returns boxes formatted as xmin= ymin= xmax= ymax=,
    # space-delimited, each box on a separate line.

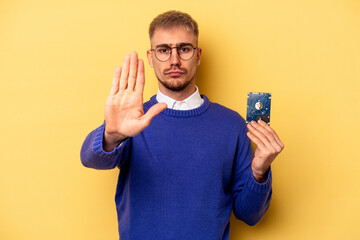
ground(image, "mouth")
xmin=166 ymin=71 xmax=184 ymax=77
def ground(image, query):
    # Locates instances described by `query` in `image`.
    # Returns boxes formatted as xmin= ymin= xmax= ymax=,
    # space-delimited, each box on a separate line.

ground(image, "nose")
xmin=169 ymin=48 xmax=181 ymax=66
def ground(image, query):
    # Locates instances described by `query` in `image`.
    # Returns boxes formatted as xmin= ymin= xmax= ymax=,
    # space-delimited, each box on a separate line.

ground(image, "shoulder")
xmin=211 ymin=102 xmax=242 ymax=118
xmin=210 ymin=101 xmax=245 ymax=122
xmin=205 ymin=97 xmax=247 ymax=131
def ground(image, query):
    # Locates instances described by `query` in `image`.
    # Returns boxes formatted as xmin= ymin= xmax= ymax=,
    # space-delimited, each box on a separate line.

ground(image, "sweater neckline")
xmin=149 ymin=95 xmax=211 ymax=118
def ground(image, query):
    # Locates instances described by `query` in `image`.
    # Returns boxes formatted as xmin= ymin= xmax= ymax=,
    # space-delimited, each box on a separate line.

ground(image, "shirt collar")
xmin=156 ymin=86 xmax=204 ymax=110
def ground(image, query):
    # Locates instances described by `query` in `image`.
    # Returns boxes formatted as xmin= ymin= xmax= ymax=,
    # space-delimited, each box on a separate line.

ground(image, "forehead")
xmin=150 ymin=26 xmax=197 ymax=47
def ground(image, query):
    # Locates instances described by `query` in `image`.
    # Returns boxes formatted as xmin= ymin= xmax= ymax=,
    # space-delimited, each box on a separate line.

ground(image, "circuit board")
xmin=246 ymin=92 xmax=271 ymax=125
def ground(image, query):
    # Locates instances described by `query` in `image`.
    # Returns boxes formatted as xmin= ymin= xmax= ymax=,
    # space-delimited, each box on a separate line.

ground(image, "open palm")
xmin=104 ymin=52 xmax=167 ymax=151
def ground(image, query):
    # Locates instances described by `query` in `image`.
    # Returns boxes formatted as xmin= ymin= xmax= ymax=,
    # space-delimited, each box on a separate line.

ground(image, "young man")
xmin=81 ymin=10 xmax=284 ymax=240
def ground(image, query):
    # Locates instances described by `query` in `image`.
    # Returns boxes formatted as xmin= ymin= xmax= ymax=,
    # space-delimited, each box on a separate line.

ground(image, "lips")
xmin=166 ymin=71 xmax=184 ymax=77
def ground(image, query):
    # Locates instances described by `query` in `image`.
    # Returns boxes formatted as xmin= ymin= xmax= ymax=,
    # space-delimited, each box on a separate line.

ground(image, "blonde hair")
xmin=149 ymin=10 xmax=199 ymax=41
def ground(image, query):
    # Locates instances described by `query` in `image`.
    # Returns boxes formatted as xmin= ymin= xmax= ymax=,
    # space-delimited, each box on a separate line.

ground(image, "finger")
xmin=246 ymin=131 xmax=267 ymax=150
xmin=251 ymin=121 xmax=278 ymax=145
xmin=251 ymin=121 xmax=283 ymax=153
xmin=140 ymin=103 xmax=167 ymax=127
xmin=127 ymin=52 xmax=138 ymax=91
xmin=247 ymin=122 xmax=276 ymax=151
xmin=119 ymin=55 xmax=130 ymax=91
xmin=110 ymin=66 xmax=121 ymax=95
xmin=135 ymin=59 xmax=145 ymax=94
xmin=258 ymin=120 xmax=285 ymax=149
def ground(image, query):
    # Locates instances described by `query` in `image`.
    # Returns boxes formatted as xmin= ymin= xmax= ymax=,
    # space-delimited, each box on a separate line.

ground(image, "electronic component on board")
xmin=246 ymin=92 xmax=271 ymax=125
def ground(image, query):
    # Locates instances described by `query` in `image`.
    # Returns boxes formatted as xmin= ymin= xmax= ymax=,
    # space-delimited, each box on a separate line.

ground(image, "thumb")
xmin=140 ymin=103 xmax=167 ymax=127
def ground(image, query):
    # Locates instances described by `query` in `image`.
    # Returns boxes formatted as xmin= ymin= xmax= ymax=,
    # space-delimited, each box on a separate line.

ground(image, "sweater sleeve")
xmin=231 ymin=127 xmax=272 ymax=226
xmin=80 ymin=123 xmax=131 ymax=170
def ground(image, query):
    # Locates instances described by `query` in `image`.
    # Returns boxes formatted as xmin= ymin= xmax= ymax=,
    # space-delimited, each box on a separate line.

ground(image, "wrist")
xmin=252 ymin=167 xmax=269 ymax=183
xmin=103 ymin=131 xmax=127 ymax=152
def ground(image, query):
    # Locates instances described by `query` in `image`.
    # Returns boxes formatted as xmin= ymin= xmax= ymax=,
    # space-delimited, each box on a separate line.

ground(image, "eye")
xmin=156 ymin=47 xmax=170 ymax=54
xmin=179 ymin=46 xmax=192 ymax=53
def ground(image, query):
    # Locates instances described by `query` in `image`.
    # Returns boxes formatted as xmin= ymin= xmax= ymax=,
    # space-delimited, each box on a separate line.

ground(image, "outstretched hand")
xmin=103 ymin=52 xmax=167 ymax=152
xmin=247 ymin=120 xmax=284 ymax=183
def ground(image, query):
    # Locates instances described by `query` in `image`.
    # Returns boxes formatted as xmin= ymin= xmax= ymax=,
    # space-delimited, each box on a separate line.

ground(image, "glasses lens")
xmin=178 ymin=45 xmax=195 ymax=61
xmin=155 ymin=47 xmax=171 ymax=62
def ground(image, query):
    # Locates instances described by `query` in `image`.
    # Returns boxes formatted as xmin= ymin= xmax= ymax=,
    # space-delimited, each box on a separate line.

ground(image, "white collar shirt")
xmin=156 ymin=87 xmax=204 ymax=110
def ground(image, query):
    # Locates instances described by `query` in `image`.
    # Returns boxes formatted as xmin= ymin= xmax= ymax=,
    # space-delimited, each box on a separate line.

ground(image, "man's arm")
xmin=80 ymin=52 xmax=167 ymax=169
xmin=231 ymin=127 xmax=272 ymax=226
xmin=232 ymin=120 xmax=283 ymax=225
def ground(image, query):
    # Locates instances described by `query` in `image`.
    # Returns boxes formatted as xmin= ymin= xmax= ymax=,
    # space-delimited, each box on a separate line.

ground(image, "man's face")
xmin=147 ymin=26 xmax=202 ymax=92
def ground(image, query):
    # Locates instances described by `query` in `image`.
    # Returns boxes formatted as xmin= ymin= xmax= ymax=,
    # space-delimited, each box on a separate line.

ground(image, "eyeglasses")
xmin=150 ymin=44 xmax=197 ymax=62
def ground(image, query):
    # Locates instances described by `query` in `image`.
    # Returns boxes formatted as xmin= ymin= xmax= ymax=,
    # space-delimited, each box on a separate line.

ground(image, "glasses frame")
xmin=150 ymin=44 xmax=198 ymax=62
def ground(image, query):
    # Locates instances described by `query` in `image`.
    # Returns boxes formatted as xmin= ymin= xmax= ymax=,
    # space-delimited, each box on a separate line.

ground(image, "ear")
xmin=147 ymin=50 xmax=154 ymax=68
xmin=196 ymin=48 xmax=202 ymax=66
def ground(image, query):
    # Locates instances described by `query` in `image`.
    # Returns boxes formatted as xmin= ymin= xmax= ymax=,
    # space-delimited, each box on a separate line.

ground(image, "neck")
xmin=158 ymin=82 xmax=197 ymax=101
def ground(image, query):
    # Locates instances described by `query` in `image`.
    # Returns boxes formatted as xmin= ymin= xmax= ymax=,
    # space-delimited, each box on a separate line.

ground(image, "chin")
xmin=162 ymin=82 xmax=190 ymax=92
xmin=158 ymin=77 xmax=190 ymax=92
xmin=166 ymin=85 xmax=189 ymax=92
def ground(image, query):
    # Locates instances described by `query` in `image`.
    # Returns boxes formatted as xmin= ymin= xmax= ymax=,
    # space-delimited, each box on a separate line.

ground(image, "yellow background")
xmin=1 ymin=0 xmax=359 ymax=239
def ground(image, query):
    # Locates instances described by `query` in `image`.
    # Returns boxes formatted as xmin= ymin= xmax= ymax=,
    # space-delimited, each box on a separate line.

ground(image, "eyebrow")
xmin=154 ymin=42 xmax=194 ymax=48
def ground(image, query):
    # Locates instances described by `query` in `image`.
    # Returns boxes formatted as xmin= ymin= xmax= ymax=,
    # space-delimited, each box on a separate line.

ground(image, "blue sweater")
xmin=81 ymin=95 xmax=272 ymax=240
